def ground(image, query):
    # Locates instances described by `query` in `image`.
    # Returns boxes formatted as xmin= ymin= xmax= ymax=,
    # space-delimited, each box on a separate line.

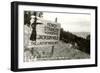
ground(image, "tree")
xmin=86 ymin=35 xmax=90 ymax=40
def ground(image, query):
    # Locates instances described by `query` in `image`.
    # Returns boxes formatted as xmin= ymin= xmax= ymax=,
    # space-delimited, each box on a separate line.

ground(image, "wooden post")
xmin=50 ymin=46 xmax=54 ymax=57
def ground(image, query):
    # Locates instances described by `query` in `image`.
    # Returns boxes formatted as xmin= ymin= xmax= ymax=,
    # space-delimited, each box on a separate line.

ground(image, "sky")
xmin=42 ymin=12 xmax=91 ymax=32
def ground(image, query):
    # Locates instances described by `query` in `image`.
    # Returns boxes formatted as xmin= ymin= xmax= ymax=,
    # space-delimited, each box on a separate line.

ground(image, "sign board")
xmin=25 ymin=17 xmax=61 ymax=47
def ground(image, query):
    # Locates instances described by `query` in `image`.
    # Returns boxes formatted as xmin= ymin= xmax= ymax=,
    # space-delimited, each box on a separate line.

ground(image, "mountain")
xmin=60 ymin=28 xmax=90 ymax=54
xmin=72 ymin=32 xmax=90 ymax=39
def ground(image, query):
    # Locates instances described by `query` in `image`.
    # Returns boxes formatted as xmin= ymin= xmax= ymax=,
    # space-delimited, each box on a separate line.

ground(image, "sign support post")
xmin=50 ymin=45 xmax=54 ymax=57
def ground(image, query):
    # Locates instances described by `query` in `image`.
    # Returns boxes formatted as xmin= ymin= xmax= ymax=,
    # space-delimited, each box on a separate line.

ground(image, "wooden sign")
xmin=27 ymin=17 xmax=61 ymax=47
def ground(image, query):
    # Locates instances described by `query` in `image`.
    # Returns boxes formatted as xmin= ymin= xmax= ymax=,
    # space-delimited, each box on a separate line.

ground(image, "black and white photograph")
xmin=11 ymin=1 xmax=97 ymax=71
xmin=24 ymin=11 xmax=91 ymax=62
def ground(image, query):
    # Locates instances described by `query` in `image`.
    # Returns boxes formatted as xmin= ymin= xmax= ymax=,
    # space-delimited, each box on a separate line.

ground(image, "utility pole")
xmin=55 ymin=17 xmax=57 ymax=23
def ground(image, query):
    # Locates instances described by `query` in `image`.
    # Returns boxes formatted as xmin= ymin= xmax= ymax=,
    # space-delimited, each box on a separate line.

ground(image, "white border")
xmin=18 ymin=5 xmax=96 ymax=68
